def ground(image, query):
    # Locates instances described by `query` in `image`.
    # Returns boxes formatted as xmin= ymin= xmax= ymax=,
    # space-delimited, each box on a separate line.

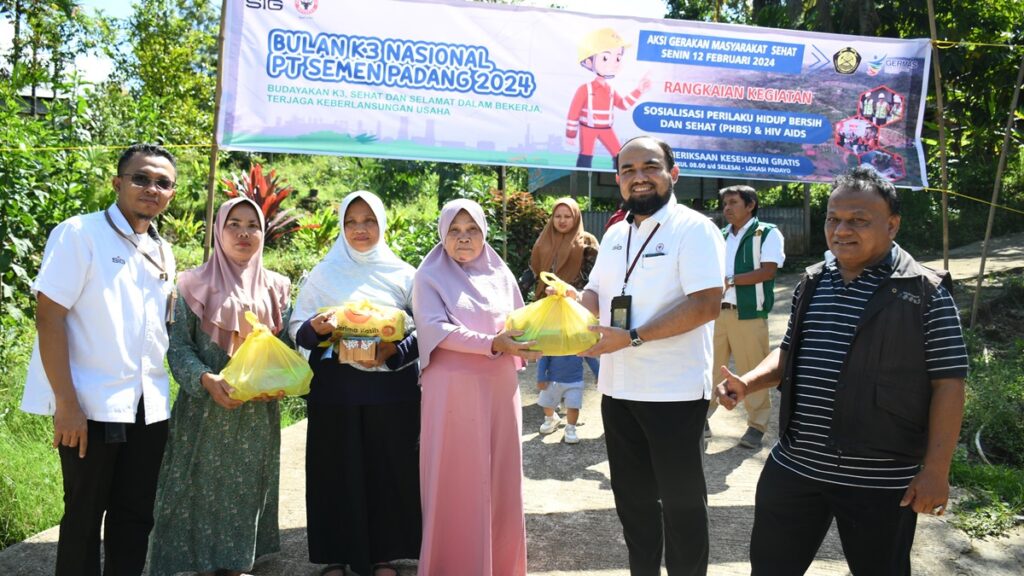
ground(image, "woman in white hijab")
xmin=289 ymin=191 xmax=420 ymax=576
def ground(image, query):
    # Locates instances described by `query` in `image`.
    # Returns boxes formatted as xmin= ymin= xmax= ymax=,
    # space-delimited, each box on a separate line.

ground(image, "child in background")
xmin=537 ymin=355 xmax=599 ymax=444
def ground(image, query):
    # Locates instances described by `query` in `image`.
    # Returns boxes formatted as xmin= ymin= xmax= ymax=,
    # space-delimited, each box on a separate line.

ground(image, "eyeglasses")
xmin=120 ymin=173 xmax=176 ymax=192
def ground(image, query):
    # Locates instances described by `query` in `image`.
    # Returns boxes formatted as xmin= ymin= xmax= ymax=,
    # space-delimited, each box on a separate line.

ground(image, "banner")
xmin=218 ymin=0 xmax=931 ymax=187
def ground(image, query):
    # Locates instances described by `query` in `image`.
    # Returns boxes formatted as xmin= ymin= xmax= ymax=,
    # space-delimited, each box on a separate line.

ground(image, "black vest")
xmin=779 ymin=248 xmax=951 ymax=463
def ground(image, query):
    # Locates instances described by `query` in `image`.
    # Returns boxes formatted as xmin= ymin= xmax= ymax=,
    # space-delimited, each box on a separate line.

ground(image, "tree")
xmin=0 ymin=0 xmax=100 ymax=321
xmin=90 ymin=0 xmax=218 ymax=147
xmin=663 ymin=0 xmax=1024 ymax=251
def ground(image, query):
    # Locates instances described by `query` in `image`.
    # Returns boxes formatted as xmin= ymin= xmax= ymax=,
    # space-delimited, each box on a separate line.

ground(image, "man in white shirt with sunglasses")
xmin=23 ymin=143 xmax=178 ymax=576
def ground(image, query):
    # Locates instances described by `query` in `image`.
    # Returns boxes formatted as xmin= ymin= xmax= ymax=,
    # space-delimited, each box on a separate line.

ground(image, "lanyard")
xmin=621 ymin=221 xmax=661 ymax=295
xmin=104 ymin=208 xmax=168 ymax=281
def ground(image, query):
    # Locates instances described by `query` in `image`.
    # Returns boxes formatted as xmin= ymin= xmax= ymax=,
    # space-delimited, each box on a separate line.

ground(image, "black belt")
xmin=721 ymin=302 xmax=737 ymax=310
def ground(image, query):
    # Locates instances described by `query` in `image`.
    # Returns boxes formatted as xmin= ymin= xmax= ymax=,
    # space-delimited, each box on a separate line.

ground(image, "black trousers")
xmin=55 ymin=399 xmax=168 ymax=576
xmin=750 ymin=457 xmax=918 ymax=576
xmin=306 ymin=401 xmax=422 ymax=575
xmin=602 ymin=395 xmax=710 ymax=576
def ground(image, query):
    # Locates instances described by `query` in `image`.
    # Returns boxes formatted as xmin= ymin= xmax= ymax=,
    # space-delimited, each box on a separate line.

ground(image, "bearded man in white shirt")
xmin=23 ymin=143 xmax=178 ymax=576
xmin=571 ymin=135 xmax=726 ymax=575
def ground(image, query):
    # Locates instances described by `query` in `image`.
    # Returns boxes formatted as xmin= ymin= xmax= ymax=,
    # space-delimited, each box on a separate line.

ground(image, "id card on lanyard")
xmin=104 ymin=208 xmax=177 ymax=325
xmin=610 ymin=222 xmax=661 ymax=329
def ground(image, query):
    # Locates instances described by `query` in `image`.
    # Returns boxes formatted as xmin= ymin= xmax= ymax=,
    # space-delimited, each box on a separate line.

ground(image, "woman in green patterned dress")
xmin=148 ymin=197 xmax=291 ymax=576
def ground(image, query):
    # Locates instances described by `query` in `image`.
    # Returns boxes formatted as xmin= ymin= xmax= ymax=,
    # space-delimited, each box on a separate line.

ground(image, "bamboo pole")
xmin=803 ymin=183 xmax=811 ymax=255
xmin=968 ymin=53 xmax=1024 ymax=329
xmin=203 ymin=0 xmax=230 ymax=262
xmin=499 ymin=165 xmax=508 ymax=260
xmin=926 ymin=0 xmax=951 ymax=270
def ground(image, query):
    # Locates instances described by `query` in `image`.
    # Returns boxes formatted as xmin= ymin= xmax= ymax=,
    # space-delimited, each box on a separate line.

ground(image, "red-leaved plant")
xmin=221 ymin=163 xmax=309 ymax=245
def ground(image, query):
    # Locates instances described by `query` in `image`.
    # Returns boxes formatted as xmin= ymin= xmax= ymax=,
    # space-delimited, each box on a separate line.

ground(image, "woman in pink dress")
xmin=413 ymin=199 xmax=541 ymax=576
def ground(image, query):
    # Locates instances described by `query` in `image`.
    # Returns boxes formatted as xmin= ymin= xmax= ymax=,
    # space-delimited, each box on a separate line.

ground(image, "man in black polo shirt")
xmin=716 ymin=166 xmax=967 ymax=575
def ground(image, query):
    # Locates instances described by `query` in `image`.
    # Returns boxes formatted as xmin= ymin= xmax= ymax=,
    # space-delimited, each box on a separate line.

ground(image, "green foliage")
xmin=0 ymin=319 xmax=63 ymax=549
xmin=457 ymin=188 xmax=548 ymax=277
xmin=170 ymin=242 xmax=323 ymax=290
xmin=386 ymin=199 xmax=442 ymax=268
xmin=99 ymin=0 xmax=218 ymax=146
xmin=949 ymin=449 xmax=1024 ymax=539
xmin=292 ymin=206 xmax=340 ymax=259
xmin=536 ymin=195 xmax=600 ymax=213
xmin=961 ymin=314 xmax=1024 ymax=467
xmin=950 ymin=449 xmax=1024 ymax=510
xmin=279 ymin=396 xmax=307 ymax=428
xmin=263 ymin=248 xmax=324 ymax=288
xmin=663 ymin=0 xmax=1024 ymax=253
xmin=222 ymin=163 xmax=305 ymax=246
xmin=161 ymin=210 xmax=205 ymax=246
xmin=171 ymin=242 xmax=204 ymax=274
xmin=0 ymin=83 xmax=99 ymax=322
xmin=258 ymin=154 xmax=361 ymax=204
xmin=949 ymin=494 xmax=1017 ymax=540
xmin=948 ymin=278 xmax=1024 ymax=539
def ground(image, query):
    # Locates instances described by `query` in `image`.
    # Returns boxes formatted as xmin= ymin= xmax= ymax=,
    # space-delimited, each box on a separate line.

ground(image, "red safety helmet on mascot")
xmin=578 ymin=28 xmax=630 ymax=63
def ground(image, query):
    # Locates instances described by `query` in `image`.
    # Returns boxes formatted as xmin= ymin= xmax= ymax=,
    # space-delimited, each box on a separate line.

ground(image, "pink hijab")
xmin=177 ymin=197 xmax=290 ymax=356
xmin=413 ymin=199 xmax=524 ymax=371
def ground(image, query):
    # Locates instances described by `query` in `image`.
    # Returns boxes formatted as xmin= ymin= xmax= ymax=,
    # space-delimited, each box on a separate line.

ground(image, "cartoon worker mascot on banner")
xmin=565 ymin=28 xmax=651 ymax=168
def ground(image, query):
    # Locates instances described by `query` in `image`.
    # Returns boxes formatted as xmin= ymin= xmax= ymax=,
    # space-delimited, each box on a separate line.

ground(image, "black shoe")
xmin=739 ymin=427 xmax=764 ymax=449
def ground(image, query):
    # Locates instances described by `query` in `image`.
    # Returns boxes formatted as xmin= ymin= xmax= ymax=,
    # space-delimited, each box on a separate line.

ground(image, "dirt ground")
xmin=1 ymin=234 xmax=1022 ymax=576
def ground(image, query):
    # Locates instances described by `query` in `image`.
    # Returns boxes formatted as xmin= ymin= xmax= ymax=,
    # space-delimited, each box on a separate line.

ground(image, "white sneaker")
xmin=563 ymin=425 xmax=579 ymax=444
xmin=539 ymin=415 xmax=562 ymax=435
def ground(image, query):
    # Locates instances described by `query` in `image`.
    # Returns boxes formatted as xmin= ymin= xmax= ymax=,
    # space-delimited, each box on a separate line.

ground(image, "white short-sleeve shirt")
xmin=22 ymin=204 xmax=176 ymax=424
xmin=723 ymin=218 xmax=785 ymax=305
xmin=585 ymin=195 xmax=726 ymax=401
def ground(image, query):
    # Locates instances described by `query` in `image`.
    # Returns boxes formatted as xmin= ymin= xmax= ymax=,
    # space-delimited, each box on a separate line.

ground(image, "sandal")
xmin=372 ymin=562 xmax=400 ymax=576
xmin=320 ymin=565 xmax=348 ymax=576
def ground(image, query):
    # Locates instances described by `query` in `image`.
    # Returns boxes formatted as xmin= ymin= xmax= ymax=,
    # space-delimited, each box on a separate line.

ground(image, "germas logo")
xmin=295 ymin=0 xmax=318 ymax=15
xmin=867 ymin=54 xmax=886 ymax=77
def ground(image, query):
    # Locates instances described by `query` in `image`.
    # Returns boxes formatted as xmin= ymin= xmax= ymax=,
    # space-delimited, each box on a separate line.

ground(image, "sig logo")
xmin=245 ymin=0 xmax=284 ymax=9
xmin=295 ymin=0 xmax=318 ymax=15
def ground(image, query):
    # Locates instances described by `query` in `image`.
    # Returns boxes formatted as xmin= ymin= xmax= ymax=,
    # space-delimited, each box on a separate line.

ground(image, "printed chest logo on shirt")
xmin=897 ymin=290 xmax=922 ymax=305
xmin=111 ymin=256 xmax=126 ymax=265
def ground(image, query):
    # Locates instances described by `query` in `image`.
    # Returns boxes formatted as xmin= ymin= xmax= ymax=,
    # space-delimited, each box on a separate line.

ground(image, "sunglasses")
xmin=120 ymin=173 xmax=176 ymax=192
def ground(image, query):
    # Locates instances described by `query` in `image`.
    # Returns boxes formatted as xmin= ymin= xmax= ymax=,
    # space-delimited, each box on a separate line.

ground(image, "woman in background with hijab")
xmin=528 ymin=198 xmax=600 ymax=443
xmin=530 ymin=197 xmax=599 ymax=299
xmin=414 ymin=199 xmax=540 ymax=576
xmin=149 ymin=197 xmax=291 ymax=576
xmin=290 ymin=191 xmax=421 ymax=576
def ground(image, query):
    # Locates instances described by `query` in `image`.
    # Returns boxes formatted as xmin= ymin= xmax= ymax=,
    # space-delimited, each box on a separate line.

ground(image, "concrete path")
xmin=2 ymin=234 xmax=1022 ymax=575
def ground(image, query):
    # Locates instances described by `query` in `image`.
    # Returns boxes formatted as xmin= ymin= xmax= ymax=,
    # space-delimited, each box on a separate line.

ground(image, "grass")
xmin=0 ymin=287 xmax=312 ymax=550
xmin=945 ymin=276 xmax=1024 ymax=539
xmin=949 ymin=447 xmax=1024 ymax=539
xmin=0 ymin=323 xmax=63 ymax=549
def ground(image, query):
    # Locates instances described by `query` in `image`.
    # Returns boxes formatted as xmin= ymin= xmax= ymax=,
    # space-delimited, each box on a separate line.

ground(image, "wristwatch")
xmin=726 ymin=275 xmax=735 ymax=287
xmin=629 ymin=328 xmax=644 ymax=347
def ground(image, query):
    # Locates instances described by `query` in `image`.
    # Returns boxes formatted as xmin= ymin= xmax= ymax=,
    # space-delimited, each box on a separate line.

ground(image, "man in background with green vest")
xmin=706 ymin=185 xmax=785 ymax=449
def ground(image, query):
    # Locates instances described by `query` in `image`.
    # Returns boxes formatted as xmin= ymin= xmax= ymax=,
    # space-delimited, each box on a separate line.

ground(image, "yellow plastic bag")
xmin=221 ymin=311 xmax=313 ymax=401
xmin=505 ymin=272 xmax=599 ymax=356
xmin=323 ymin=300 xmax=406 ymax=342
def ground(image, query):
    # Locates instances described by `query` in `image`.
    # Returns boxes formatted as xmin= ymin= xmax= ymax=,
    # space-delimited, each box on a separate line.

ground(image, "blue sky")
xmin=79 ymin=0 xmax=133 ymax=19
